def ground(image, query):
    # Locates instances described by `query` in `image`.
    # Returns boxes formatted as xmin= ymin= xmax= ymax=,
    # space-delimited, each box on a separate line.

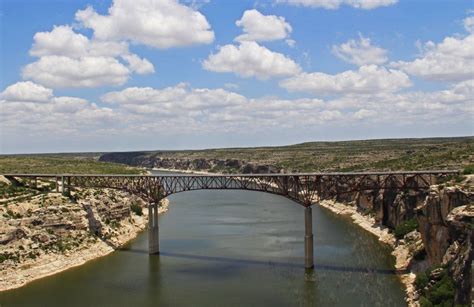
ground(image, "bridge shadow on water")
xmin=119 ymin=248 xmax=405 ymax=275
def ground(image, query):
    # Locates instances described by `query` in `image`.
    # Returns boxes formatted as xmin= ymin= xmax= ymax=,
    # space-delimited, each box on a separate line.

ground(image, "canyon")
xmin=99 ymin=152 xmax=473 ymax=306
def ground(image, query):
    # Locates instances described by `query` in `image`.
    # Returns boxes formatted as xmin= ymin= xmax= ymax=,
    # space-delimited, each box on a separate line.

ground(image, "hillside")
xmin=0 ymin=155 xmax=141 ymax=174
xmin=99 ymin=137 xmax=474 ymax=173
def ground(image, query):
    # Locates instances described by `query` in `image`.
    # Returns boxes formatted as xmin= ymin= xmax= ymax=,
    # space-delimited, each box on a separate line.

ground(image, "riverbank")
xmin=0 ymin=188 xmax=169 ymax=292
xmin=318 ymin=200 xmax=418 ymax=306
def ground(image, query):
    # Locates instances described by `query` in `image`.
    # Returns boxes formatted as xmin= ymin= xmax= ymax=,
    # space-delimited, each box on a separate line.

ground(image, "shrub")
xmin=419 ymin=296 xmax=433 ymax=307
xmin=415 ymin=271 xmax=429 ymax=290
xmin=462 ymin=164 xmax=474 ymax=175
xmin=426 ymin=275 xmax=454 ymax=306
xmin=394 ymin=218 xmax=418 ymax=239
xmin=130 ymin=203 xmax=143 ymax=216
xmin=416 ymin=267 xmax=455 ymax=307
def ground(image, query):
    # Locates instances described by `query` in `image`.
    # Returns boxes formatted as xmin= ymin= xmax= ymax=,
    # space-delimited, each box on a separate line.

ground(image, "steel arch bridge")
xmin=3 ymin=170 xmax=459 ymax=269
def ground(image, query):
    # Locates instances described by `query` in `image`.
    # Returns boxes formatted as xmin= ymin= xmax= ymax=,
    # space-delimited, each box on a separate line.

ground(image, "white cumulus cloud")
xmin=30 ymin=25 xmax=128 ymax=58
xmin=24 ymin=25 xmax=155 ymax=88
xmin=2 ymin=80 xmax=472 ymax=152
xmin=122 ymin=54 xmax=155 ymax=75
xmin=280 ymin=65 xmax=411 ymax=95
xmin=0 ymin=81 xmax=53 ymax=102
xmin=332 ymin=34 xmax=388 ymax=66
xmin=1 ymin=81 xmax=117 ymax=136
xmin=203 ymin=41 xmax=301 ymax=79
xmin=101 ymin=83 xmax=247 ymax=113
xmin=23 ymin=56 xmax=131 ymax=88
xmin=75 ymin=0 xmax=214 ymax=49
xmin=235 ymin=9 xmax=292 ymax=43
xmin=391 ymin=32 xmax=474 ymax=82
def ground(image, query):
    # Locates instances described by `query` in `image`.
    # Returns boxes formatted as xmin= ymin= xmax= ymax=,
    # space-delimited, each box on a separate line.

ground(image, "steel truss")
xmin=4 ymin=171 xmax=459 ymax=207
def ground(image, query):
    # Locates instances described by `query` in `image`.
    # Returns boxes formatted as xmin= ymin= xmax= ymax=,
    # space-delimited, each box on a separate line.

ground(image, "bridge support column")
xmin=148 ymin=202 xmax=159 ymax=254
xmin=61 ymin=176 xmax=65 ymax=194
xmin=304 ymin=206 xmax=314 ymax=269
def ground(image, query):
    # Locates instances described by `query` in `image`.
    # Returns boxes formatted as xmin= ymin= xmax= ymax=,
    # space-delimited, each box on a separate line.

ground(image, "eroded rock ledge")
xmin=0 ymin=180 xmax=169 ymax=291
xmin=99 ymin=153 xmax=281 ymax=174
xmin=320 ymin=181 xmax=472 ymax=306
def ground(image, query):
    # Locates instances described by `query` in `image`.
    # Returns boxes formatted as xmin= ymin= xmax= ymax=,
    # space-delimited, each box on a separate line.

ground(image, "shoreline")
xmin=318 ymin=200 xmax=417 ymax=307
xmin=0 ymin=199 xmax=169 ymax=292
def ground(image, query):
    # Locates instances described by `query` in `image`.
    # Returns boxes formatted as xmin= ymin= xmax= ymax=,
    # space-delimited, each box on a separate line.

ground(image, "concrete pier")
xmin=148 ymin=202 xmax=160 ymax=254
xmin=304 ymin=206 xmax=314 ymax=269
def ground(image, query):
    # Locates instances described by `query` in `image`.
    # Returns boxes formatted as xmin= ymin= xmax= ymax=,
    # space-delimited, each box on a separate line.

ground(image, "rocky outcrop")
xmin=0 ymin=185 xmax=169 ymax=291
xmin=416 ymin=187 xmax=472 ymax=265
xmin=444 ymin=205 xmax=473 ymax=305
xmin=99 ymin=153 xmax=281 ymax=174
xmin=328 ymin=181 xmax=472 ymax=305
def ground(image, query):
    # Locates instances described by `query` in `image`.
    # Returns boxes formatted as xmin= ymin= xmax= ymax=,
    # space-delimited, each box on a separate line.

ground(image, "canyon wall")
xmin=351 ymin=185 xmax=472 ymax=305
xmin=99 ymin=153 xmax=281 ymax=174
xmin=0 ymin=180 xmax=160 ymax=291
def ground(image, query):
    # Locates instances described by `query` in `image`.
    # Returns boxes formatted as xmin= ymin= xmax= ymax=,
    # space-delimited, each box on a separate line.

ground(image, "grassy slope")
xmin=0 ymin=155 xmax=141 ymax=174
xmin=118 ymin=137 xmax=474 ymax=172
xmin=1 ymin=137 xmax=472 ymax=173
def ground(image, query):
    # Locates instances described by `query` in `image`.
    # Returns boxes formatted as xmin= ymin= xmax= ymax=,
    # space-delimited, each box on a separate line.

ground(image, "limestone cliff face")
xmin=0 ymin=188 xmax=147 ymax=277
xmin=345 ymin=184 xmax=472 ymax=305
xmin=416 ymin=188 xmax=472 ymax=265
xmin=444 ymin=205 xmax=473 ymax=305
xmin=99 ymin=153 xmax=281 ymax=174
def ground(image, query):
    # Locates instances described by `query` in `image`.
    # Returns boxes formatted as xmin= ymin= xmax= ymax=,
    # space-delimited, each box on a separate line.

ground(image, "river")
xmin=0 ymin=172 xmax=406 ymax=306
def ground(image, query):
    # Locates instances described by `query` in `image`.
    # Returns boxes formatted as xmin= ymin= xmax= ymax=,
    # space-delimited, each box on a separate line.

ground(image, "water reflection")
xmin=123 ymin=249 xmax=402 ymax=275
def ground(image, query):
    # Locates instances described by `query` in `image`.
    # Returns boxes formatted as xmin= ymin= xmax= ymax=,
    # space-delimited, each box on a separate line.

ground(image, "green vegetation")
xmin=416 ymin=267 xmax=455 ymax=307
xmin=415 ymin=270 xmax=430 ymax=289
xmin=1 ymin=137 xmax=472 ymax=174
xmin=0 ymin=252 xmax=19 ymax=264
xmin=394 ymin=218 xmax=418 ymax=239
xmin=0 ymin=181 xmax=35 ymax=199
xmin=101 ymin=137 xmax=473 ymax=172
xmin=130 ymin=202 xmax=143 ymax=216
xmin=462 ymin=164 xmax=474 ymax=174
xmin=0 ymin=155 xmax=141 ymax=174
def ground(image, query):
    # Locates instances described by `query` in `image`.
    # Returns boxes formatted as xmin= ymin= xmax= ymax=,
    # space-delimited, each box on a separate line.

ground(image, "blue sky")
xmin=0 ymin=0 xmax=473 ymax=153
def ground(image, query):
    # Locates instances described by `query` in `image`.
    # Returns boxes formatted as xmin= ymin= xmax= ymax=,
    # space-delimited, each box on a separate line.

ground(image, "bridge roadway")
xmin=3 ymin=170 xmax=459 ymax=269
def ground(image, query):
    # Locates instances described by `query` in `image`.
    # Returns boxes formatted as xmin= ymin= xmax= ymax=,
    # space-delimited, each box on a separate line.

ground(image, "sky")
xmin=0 ymin=0 xmax=473 ymax=154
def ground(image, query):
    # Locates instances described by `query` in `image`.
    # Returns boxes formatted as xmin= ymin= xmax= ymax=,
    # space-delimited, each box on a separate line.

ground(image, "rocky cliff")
xmin=99 ymin=152 xmax=281 ymax=174
xmin=333 ymin=177 xmax=473 ymax=305
xmin=0 ymin=177 xmax=167 ymax=291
